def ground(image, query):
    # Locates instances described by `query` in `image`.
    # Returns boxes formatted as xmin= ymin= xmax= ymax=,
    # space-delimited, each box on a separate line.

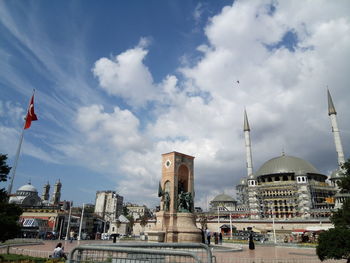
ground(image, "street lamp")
xmin=268 ymin=201 xmax=277 ymax=244
xmin=65 ymin=201 xmax=72 ymax=241
xmin=78 ymin=203 xmax=85 ymax=241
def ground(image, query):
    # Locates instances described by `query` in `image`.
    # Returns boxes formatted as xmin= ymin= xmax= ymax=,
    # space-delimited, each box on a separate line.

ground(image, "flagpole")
xmin=7 ymin=89 xmax=36 ymax=195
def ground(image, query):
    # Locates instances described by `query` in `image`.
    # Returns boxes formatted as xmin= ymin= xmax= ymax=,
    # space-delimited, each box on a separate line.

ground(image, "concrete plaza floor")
xmin=16 ymin=240 xmax=324 ymax=261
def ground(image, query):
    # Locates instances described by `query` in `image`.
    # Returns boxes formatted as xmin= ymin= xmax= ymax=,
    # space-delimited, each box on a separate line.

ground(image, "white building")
xmin=125 ymin=203 xmax=150 ymax=220
xmin=94 ymin=191 xmax=123 ymax=223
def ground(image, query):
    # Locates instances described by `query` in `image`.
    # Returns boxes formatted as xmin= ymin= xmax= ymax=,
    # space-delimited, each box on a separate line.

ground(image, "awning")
xmin=305 ymin=226 xmax=332 ymax=232
xmin=220 ymin=224 xmax=236 ymax=229
xmin=22 ymin=218 xmax=39 ymax=227
xmin=292 ymin=229 xmax=306 ymax=234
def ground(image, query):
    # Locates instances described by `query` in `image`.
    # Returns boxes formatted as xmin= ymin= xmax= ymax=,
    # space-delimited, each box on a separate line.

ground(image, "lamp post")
xmin=229 ymin=211 xmax=233 ymax=240
xmin=78 ymin=203 xmax=85 ymax=241
xmin=65 ymin=201 xmax=72 ymax=240
xmin=269 ymin=201 xmax=277 ymax=244
xmin=217 ymin=205 xmax=220 ymax=233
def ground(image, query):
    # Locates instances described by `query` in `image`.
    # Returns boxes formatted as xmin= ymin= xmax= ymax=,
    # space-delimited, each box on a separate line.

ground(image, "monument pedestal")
xmin=148 ymin=211 xmax=201 ymax=243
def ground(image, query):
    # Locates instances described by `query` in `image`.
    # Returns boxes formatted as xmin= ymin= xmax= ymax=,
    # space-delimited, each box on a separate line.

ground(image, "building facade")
xmin=94 ymin=191 xmax=123 ymax=226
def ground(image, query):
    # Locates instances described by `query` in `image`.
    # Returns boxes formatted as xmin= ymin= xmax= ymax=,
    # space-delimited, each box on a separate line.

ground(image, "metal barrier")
xmin=68 ymin=245 xmax=203 ymax=263
xmin=214 ymin=258 xmax=346 ymax=263
xmin=7 ymin=246 xmax=52 ymax=258
xmin=89 ymin=242 xmax=214 ymax=263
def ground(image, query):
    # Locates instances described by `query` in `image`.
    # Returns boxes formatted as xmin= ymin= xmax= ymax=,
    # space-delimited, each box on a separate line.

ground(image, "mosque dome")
xmin=18 ymin=183 xmax=38 ymax=193
xmin=212 ymin=194 xmax=235 ymax=202
xmin=256 ymin=155 xmax=320 ymax=177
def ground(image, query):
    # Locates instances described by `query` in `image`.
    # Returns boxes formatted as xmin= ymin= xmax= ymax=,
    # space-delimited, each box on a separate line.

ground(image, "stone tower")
xmin=51 ymin=179 xmax=62 ymax=205
xmin=41 ymin=181 xmax=50 ymax=201
xmin=148 ymin=152 xmax=201 ymax=243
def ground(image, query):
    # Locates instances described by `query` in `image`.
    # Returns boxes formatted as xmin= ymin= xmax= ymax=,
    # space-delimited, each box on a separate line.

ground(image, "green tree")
xmin=317 ymin=158 xmax=350 ymax=262
xmin=317 ymin=228 xmax=350 ymax=262
xmin=337 ymin=161 xmax=350 ymax=193
xmin=122 ymin=206 xmax=129 ymax=217
xmin=116 ymin=219 xmax=121 ymax=234
xmin=126 ymin=215 xmax=135 ymax=235
xmin=198 ymin=214 xmax=207 ymax=230
xmin=0 ymin=154 xmax=22 ymax=242
xmin=139 ymin=215 xmax=148 ymax=232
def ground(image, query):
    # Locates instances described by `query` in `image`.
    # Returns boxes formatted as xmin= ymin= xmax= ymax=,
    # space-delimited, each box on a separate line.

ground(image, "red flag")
xmin=24 ymin=94 xmax=38 ymax=129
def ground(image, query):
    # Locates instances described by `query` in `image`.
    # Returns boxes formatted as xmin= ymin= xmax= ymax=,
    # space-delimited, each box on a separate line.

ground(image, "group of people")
xmin=202 ymin=228 xmax=223 ymax=245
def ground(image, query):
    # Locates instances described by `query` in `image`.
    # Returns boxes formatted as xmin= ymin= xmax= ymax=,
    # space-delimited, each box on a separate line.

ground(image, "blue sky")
xmin=1 ymin=0 xmax=349 ymax=209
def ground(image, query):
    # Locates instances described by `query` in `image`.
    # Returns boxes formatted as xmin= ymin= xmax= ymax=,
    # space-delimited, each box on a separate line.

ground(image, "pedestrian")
xmin=52 ymin=243 xmax=67 ymax=260
xmin=69 ymin=230 xmax=75 ymax=243
xmin=214 ymin=232 xmax=218 ymax=244
xmin=249 ymin=232 xmax=255 ymax=250
xmin=206 ymin=228 xmax=211 ymax=245
xmin=219 ymin=232 xmax=223 ymax=245
xmin=201 ymin=229 xmax=205 ymax=244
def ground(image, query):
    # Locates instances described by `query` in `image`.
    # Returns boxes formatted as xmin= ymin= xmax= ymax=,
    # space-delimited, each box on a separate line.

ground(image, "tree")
xmin=337 ymin=161 xmax=350 ymax=193
xmin=116 ymin=219 xmax=121 ymax=234
xmin=198 ymin=214 xmax=208 ymax=230
xmin=139 ymin=215 xmax=148 ymax=232
xmin=317 ymin=228 xmax=350 ymax=262
xmin=0 ymin=154 xmax=22 ymax=242
xmin=122 ymin=206 xmax=129 ymax=217
xmin=126 ymin=215 xmax=135 ymax=235
xmin=316 ymin=158 xmax=350 ymax=262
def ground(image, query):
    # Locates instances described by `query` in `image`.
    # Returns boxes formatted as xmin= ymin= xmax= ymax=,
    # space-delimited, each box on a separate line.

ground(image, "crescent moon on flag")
xmin=29 ymin=104 xmax=33 ymax=117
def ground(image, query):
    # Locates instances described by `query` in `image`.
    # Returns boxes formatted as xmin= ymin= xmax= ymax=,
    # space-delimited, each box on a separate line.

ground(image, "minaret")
xmin=244 ymin=109 xmax=253 ymax=176
xmin=51 ymin=179 xmax=62 ymax=205
xmin=244 ymin=109 xmax=259 ymax=219
xmin=41 ymin=181 xmax=50 ymax=201
xmin=327 ymin=90 xmax=345 ymax=167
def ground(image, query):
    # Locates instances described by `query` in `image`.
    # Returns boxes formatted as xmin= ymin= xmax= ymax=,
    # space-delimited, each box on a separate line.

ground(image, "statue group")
xmin=177 ymin=191 xmax=193 ymax=213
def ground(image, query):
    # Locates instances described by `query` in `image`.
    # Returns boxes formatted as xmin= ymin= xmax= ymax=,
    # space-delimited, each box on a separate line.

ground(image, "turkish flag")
xmin=24 ymin=94 xmax=38 ymax=129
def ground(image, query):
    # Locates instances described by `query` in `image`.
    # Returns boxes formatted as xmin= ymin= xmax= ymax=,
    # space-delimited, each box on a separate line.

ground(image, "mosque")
xmin=9 ymin=179 xmax=63 ymax=207
xmin=211 ymin=91 xmax=347 ymax=220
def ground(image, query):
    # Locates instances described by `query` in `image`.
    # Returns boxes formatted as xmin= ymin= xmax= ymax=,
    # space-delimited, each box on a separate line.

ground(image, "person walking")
xmin=206 ymin=228 xmax=211 ymax=245
xmin=214 ymin=232 xmax=218 ymax=244
xmin=249 ymin=232 xmax=255 ymax=250
xmin=219 ymin=232 xmax=223 ymax=245
xmin=69 ymin=230 xmax=75 ymax=243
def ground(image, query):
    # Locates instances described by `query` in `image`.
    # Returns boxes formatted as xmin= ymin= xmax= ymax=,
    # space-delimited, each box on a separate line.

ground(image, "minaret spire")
xmin=244 ymin=108 xmax=250 ymax=131
xmin=327 ymin=90 xmax=345 ymax=166
xmin=327 ymin=89 xmax=337 ymax=115
xmin=244 ymin=109 xmax=253 ymax=176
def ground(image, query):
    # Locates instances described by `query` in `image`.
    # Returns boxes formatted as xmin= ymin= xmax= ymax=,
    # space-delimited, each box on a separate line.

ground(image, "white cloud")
xmin=93 ymin=39 xmax=157 ymax=107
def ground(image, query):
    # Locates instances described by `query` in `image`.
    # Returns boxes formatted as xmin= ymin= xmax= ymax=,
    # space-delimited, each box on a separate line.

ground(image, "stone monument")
xmin=147 ymin=151 xmax=202 ymax=243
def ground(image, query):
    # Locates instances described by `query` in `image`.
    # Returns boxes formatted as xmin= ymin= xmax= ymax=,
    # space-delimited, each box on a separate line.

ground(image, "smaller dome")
xmin=248 ymin=173 xmax=256 ymax=180
xmin=18 ymin=184 xmax=37 ymax=193
xmin=240 ymin=178 xmax=247 ymax=185
xmin=212 ymin=194 xmax=235 ymax=202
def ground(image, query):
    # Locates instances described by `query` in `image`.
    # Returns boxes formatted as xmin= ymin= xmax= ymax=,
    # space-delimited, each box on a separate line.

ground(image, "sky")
xmin=0 ymin=0 xmax=349 ymax=210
